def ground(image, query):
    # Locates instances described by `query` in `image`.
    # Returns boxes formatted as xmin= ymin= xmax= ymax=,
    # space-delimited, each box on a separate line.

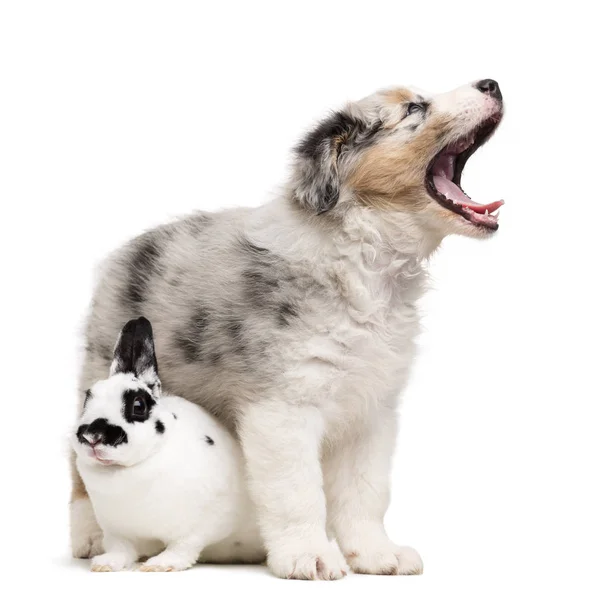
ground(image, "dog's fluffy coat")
xmin=72 ymin=80 xmax=503 ymax=578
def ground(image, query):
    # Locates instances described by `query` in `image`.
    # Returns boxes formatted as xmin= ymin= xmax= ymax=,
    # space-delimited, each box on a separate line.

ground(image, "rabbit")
xmin=71 ymin=317 xmax=265 ymax=572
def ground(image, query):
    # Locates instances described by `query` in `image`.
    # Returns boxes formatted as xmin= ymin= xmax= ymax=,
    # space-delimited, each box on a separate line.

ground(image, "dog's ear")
xmin=292 ymin=110 xmax=382 ymax=214
xmin=110 ymin=317 xmax=161 ymax=395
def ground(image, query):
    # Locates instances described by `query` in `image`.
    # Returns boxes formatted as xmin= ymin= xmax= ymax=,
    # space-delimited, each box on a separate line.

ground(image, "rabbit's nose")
xmin=77 ymin=421 xmax=106 ymax=446
xmin=84 ymin=432 xmax=103 ymax=446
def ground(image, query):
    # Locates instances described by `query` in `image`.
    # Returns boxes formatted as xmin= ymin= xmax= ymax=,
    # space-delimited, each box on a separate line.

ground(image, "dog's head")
xmin=291 ymin=80 xmax=504 ymax=241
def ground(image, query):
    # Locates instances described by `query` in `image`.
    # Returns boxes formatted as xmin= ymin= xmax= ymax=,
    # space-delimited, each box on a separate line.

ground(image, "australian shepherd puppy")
xmin=71 ymin=79 xmax=504 ymax=579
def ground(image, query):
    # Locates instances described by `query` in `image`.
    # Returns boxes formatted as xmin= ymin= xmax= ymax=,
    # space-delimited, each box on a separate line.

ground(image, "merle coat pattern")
xmin=72 ymin=79 xmax=504 ymax=579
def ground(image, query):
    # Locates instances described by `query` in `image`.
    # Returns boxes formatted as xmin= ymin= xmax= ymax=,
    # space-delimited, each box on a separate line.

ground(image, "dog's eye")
xmin=132 ymin=397 xmax=147 ymax=417
xmin=406 ymin=102 xmax=425 ymax=117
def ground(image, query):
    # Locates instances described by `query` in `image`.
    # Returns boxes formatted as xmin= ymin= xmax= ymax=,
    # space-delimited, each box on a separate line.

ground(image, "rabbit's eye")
xmin=132 ymin=397 xmax=147 ymax=417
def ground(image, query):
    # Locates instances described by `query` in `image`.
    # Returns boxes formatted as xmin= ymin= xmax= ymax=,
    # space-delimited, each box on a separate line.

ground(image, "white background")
xmin=1 ymin=1 xmax=589 ymax=598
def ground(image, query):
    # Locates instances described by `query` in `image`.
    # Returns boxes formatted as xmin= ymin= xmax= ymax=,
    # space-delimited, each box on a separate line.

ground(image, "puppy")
xmin=72 ymin=79 xmax=504 ymax=579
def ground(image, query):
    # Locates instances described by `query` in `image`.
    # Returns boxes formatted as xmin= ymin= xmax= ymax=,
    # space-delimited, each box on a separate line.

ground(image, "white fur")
xmin=73 ymin=80 xmax=503 ymax=577
xmin=237 ymin=204 xmax=427 ymax=577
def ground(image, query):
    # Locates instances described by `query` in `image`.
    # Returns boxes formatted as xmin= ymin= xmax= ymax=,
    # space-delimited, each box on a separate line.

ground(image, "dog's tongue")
xmin=432 ymin=175 xmax=504 ymax=214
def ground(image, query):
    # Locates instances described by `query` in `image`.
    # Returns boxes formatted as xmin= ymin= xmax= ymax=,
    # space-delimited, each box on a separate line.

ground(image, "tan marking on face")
xmin=382 ymin=88 xmax=415 ymax=105
xmin=347 ymin=113 xmax=454 ymax=210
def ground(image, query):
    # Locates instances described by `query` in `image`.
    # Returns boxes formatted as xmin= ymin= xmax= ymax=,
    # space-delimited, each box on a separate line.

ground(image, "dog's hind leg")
xmin=323 ymin=407 xmax=423 ymax=575
xmin=70 ymin=458 xmax=103 ymax=558
xmin=70 ymin=347 xmax=111 ymax=558
xmin=239 ymin=399 xmax=348 ymax=580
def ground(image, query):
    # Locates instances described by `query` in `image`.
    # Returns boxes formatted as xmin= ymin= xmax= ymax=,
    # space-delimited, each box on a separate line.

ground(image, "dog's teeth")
xmin=485 ymin=210 xmax=489 ymax=216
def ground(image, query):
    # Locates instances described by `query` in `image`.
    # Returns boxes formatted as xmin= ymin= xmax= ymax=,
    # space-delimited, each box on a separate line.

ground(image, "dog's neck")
xmin=339 ymin=202 xmax=444 ymax=263
xmin=271 ymin=191 xmax=443 ymax=262
xmin=254 ymin=196 xmax=436 ymax=310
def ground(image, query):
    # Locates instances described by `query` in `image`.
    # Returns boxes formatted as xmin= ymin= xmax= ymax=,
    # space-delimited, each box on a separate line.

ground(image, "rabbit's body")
xmin=78 ymin=395 xmax=264 ymax=567
xmin=73 ymin=318 xmax=265 ymax=571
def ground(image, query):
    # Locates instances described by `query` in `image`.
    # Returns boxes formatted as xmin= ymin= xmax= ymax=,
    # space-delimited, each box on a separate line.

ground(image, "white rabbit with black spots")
xmin=72 ymin=317 xmax=265 ymax=572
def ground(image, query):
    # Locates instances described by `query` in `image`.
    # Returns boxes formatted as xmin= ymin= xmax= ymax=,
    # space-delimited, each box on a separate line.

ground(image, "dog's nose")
xmin=475 ymin=79 xmax=502 ymax=101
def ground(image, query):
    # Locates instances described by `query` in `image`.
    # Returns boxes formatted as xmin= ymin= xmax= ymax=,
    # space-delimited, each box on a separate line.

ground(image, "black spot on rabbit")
xmin=123 ymin=389 xmax=156 ymax=424
xmin=77 ymin=419 xmax=129 ymax=447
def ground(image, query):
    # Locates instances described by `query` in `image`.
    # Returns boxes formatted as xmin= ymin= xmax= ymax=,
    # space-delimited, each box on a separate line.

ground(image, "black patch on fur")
xmin=277 ymin=302 xmax=298 ymax=327
xmin=318 ymin=181 xmax=339 ymax=214
xmin=242 ymin=269 xmax=280 ymax=305
xmin=122 ymin=388 xmax=157 ymax=424
xmin=209 ymin=352 xmax=222 ymax=365
xmin=205 ymin=435 xmax=214 ymax=446
xmin=83 ymin=389 xmax=92 ymax=408
xmin=296 ymin=111 xmax=381 ymax=160
xmin=155 ymin=420 xmax=165 ymax=434
xmin=77 ymin=419 xmax=128 ymax=447
xmin=225 ymin=319 xmax=248 ymax=355
xmin=239 ymin=238 xmax=297 ymax=319
xmin=226 ymin=319 xmax=243 ymax=339
xmin=172 ymin=413 xmax=178 ymax=420
xmin=296 ymin=114 xmax=340 ymax=159
xmin=236 ymin=240 xmax=304 ymax=334
xmin=238 ymin=236 xmax=270 ymax=256
xmin=176 ymin=309 xmax=210 ymax=363
xmin=294 ymin=111 xmax=383 ymax=214
xmin=124 ymin=231 xmax=166 ymax=308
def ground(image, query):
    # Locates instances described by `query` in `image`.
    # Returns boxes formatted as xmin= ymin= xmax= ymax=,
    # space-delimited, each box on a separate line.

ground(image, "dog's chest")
xmin=302 ymin=272 xmax=422 ymax=433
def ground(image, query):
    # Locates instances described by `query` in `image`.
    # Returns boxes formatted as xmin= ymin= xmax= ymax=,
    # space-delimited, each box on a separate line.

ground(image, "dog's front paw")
xmin=345 ymin=542 xmax=423 ymax=575
xmin=267 ymin=539 xmax=348 ymax=580
xmin=70 ymin=498 xmax=104 ymax=558
xmin=91 ymin=552 xmax=132 ymax=572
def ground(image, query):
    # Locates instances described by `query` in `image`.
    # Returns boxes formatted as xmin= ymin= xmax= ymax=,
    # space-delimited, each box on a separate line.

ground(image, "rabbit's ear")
xmin=110 ymin=317 xmax=161 ymax=395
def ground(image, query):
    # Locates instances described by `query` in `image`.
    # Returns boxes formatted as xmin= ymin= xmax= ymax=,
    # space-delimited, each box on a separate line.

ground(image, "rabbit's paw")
xmin=91 ymin=552 xmax=133 ymax=572
xmin=139 ymin=553 xmax=193 ymax=572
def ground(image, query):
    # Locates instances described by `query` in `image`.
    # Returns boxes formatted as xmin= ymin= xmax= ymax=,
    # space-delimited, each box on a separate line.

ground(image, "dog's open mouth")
xmin=426 ymin=115 xmax=503 ymax=230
